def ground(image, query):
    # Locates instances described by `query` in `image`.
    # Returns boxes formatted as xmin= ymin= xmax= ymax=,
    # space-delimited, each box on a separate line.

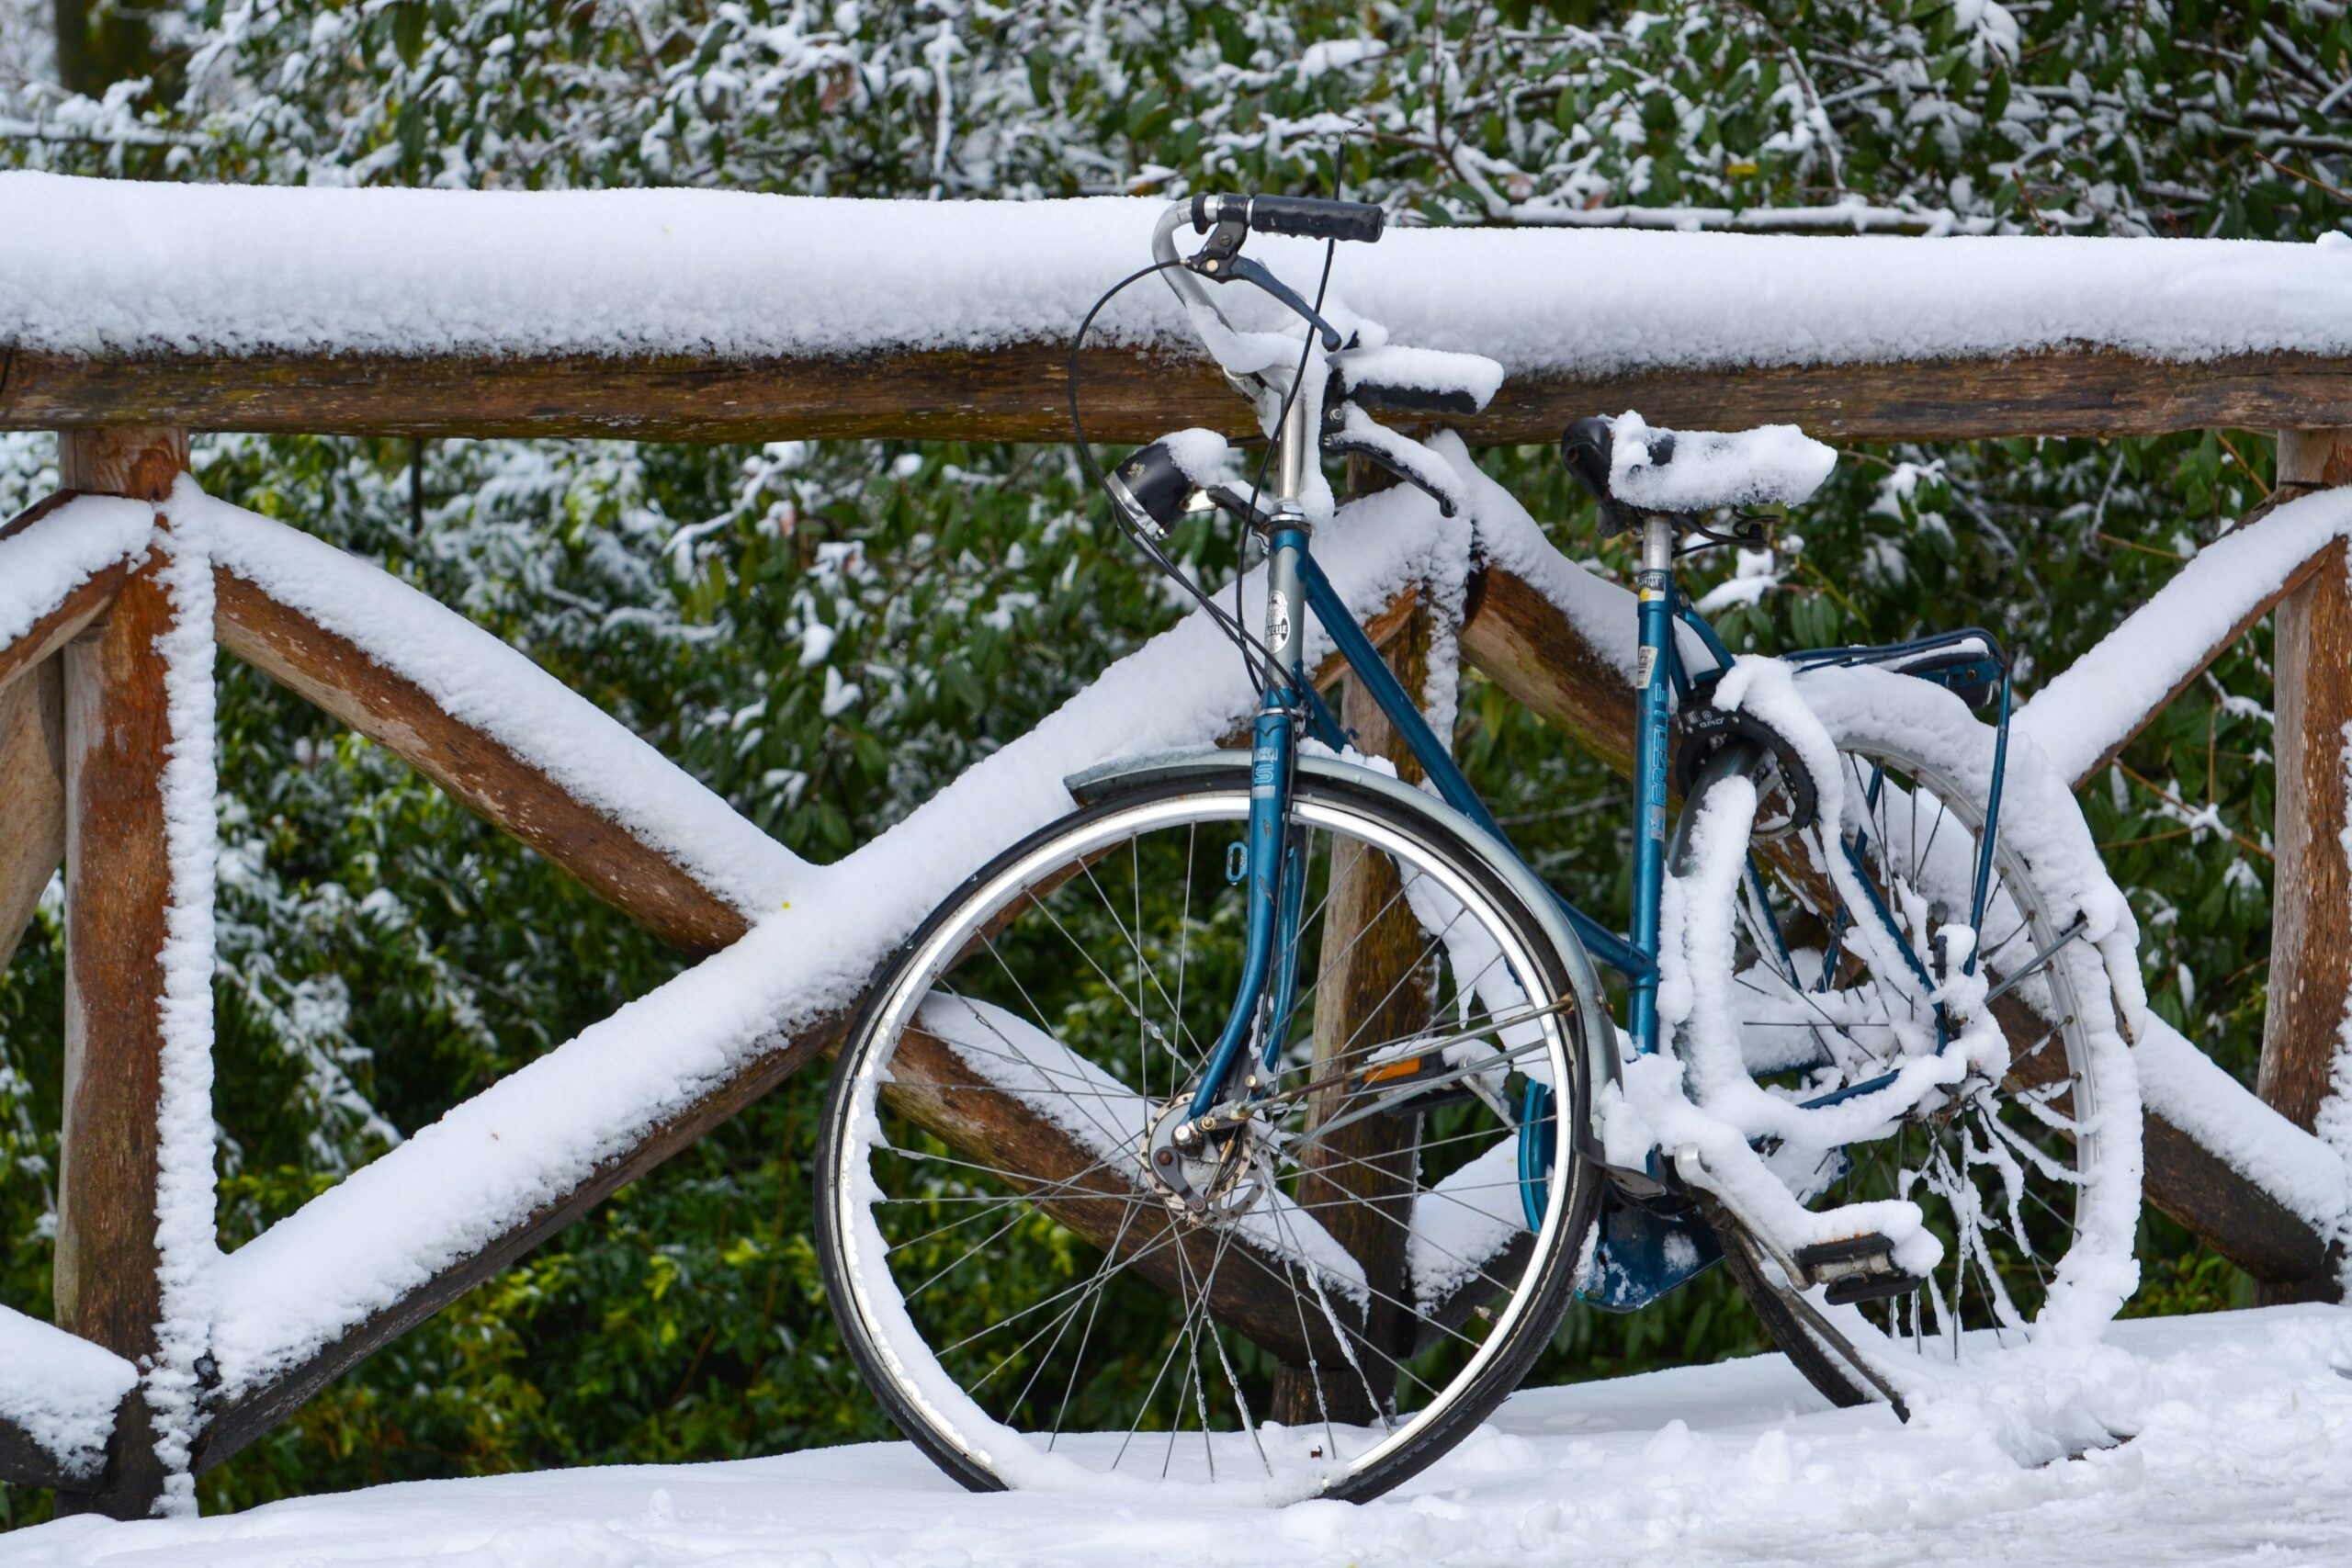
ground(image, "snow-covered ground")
xmin=11 ymin=1304 xmax=2350 ymax=1567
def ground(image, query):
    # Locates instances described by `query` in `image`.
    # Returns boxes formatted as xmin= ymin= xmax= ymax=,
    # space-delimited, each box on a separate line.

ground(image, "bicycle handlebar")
xmin=1151 ymin=195 xmax=1383 ymax=376
xmin=1189 ymin=193 xmax=1386 ymax=244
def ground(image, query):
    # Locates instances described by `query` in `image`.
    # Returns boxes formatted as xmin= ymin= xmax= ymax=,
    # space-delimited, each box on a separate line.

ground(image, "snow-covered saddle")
xmin=1561 ymin=411 xmax=1837 ymax=533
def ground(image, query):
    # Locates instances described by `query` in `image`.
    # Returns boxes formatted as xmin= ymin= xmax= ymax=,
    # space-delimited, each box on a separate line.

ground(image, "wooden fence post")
xmin=0 ymin=660 xmax=66 ymax=975
xmin=52 ymin=427 xmax=189 ymax=1517
xmin=2256 ymin=428 xmax=2352 ymax=1305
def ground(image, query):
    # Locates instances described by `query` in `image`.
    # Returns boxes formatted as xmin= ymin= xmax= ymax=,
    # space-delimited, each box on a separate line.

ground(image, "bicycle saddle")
xmin=1561 ymin=412 xmax=1837 ymax=533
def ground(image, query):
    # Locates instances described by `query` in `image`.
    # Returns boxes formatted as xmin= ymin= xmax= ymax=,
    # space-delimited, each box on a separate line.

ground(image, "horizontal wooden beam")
xmin=213 ymin=568 xmax=751 ymax=956
xmin=0 ymin=1414 xmax=75 ymax=1491
xmin=195 ymin=1015 xmax=833 ymax=1472
xmin=10 ymin=344 xmax=2352 ymax=446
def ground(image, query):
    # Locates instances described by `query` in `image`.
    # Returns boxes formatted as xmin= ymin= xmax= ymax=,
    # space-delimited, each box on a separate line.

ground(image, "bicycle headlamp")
xmin=1104 ymin=439 xmax=1195 ymax=540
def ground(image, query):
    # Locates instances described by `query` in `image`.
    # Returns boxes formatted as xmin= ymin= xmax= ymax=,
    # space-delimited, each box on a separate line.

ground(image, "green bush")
xmin=1 ymin=0 xmax=2332 ymax=1519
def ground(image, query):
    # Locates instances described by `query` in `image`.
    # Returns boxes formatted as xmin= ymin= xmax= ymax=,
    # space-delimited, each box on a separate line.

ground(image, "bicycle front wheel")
xmin=816 ymin=770 xmax=1600 ymax=1503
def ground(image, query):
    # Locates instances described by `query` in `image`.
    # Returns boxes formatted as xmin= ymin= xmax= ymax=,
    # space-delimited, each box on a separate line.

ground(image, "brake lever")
xmin=1188 ymin=251 xmax=1345 ymax=351
xmin=1203 ymin=484 xmax=1279 ymax=529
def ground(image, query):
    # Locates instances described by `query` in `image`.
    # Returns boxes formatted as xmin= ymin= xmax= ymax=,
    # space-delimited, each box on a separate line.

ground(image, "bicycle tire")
xmin=1667 ymin=663 xmax=2143 ymax=1404
xmin=815 ymin=770 xmax=1602 ymax=1503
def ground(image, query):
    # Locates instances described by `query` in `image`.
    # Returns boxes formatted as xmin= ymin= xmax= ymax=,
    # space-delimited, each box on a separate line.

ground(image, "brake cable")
xmin=1065 ymin=258 xmax=1282 ymax=690
xmin=1238 ymin=235 xmax=1338 ymax=706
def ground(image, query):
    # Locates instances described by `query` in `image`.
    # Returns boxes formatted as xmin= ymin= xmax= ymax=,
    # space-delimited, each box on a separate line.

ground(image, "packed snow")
xmin=1604 ymin=413 xmax=1838 ymax=513
xmin=1331 ymin=343 xmax=1505 ymax=410
xmin=9 ymin=173 xmax=2352 ymax=377
xmin=0 ymin=1307 xmax=136 ymax=1484
xmin=1153 ymin=426 xmax=1241 ymax=490
xmin=15 ymin=1306 xmax=2352 ymax=1566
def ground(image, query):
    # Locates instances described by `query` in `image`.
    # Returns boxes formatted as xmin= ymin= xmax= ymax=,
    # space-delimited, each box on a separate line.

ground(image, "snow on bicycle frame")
xmin=1096 ymin=193 xmax=2143 ymax=1371
xmin=816 ymin=190 xmax=2149 ymax=1505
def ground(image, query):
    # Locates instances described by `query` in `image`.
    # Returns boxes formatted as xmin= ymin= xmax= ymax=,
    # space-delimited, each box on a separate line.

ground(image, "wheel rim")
xmin=828 ymin=787 xmax=1586 ymax=1497
xmin=1729 ymin=734 xmax=2107 ymax=1357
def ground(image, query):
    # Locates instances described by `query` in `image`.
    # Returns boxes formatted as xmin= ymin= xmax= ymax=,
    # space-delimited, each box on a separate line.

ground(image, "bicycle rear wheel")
xmin=816 ymin=770 xmax=1600 ymax=1502
xmin=1668 ymin=664 xmax=2142 ymax=1404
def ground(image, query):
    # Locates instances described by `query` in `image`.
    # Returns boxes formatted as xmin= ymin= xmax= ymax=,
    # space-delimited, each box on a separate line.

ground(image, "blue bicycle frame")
xmin=1171 ymin=400 xmax=2012 ymax=1311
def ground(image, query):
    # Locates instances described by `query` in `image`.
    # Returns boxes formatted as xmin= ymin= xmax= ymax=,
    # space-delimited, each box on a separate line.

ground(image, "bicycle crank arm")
xmin=1704 ymin=1197 xmax=1914 ymax=1421
xmin=1679 ymin=1153 xmax=1916 ymax=1417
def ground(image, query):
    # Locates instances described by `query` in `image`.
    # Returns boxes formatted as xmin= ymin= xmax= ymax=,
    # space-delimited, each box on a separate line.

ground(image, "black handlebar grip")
xmin=1249 ymin=196 xmax=1385 ymax=243
xmin=1190 ymin=194 xmax=1385 ymax=243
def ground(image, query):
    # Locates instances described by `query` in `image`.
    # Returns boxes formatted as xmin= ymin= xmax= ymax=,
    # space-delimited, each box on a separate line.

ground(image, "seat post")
xmin=1628 ymin=512 xmax=1679 ymax=1055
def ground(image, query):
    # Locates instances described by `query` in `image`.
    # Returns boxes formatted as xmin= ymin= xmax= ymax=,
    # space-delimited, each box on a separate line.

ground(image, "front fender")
xmin=1066 ymin=747 xmax=1620 ymax=1111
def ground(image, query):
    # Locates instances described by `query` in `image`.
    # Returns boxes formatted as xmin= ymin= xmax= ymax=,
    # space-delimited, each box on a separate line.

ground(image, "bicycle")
xmin=812 ymin=193 xmax=2149 ymax=1502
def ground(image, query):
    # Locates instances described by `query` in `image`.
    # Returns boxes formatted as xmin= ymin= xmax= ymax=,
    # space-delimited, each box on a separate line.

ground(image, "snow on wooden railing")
xmin=8 ymin=175 xmax=2352 ymax=1515
xmin=11 ymin=173 xmax=2352 ymax=443
xmin=2016 ymin=486 xmax=2352 ymax=784
xmin=205 ymin=503 xmax=808 ymax=954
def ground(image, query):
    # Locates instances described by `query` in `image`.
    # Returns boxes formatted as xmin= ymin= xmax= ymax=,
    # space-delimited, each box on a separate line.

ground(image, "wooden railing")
xmin=11 ymin=342 xmax=2352 ymax=446
xmin=5 ymin=206 xmax=2351 ymax=1519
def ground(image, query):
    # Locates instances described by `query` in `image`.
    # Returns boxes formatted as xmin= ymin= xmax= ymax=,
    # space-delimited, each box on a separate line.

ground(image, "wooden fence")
xmin=4 ymin=215 xmax=2350 ymax=1519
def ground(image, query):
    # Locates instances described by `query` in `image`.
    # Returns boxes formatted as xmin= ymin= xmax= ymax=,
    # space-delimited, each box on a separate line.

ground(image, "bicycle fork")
xmin=1184 ymin=400 xmax=1316 ymax=1132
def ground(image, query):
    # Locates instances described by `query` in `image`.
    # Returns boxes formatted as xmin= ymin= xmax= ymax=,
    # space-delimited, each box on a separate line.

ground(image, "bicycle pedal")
xmin=1822 ymin=1271 xmax=1924 ymax=1307
xmin=1793 ymin=1234 xmax=1917 ymax=1303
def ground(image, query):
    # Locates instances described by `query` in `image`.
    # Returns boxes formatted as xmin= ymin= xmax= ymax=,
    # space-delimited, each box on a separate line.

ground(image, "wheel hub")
xmin=1141 ymin=1100 xmax=1270 ymax=1222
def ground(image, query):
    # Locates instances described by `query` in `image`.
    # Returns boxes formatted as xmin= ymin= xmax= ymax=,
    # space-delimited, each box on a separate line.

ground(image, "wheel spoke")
xmin=826 ymin=784 xmax=1589 ymax=1495
xmin=1704 ymin=730 xmax=2115 ymax=1399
